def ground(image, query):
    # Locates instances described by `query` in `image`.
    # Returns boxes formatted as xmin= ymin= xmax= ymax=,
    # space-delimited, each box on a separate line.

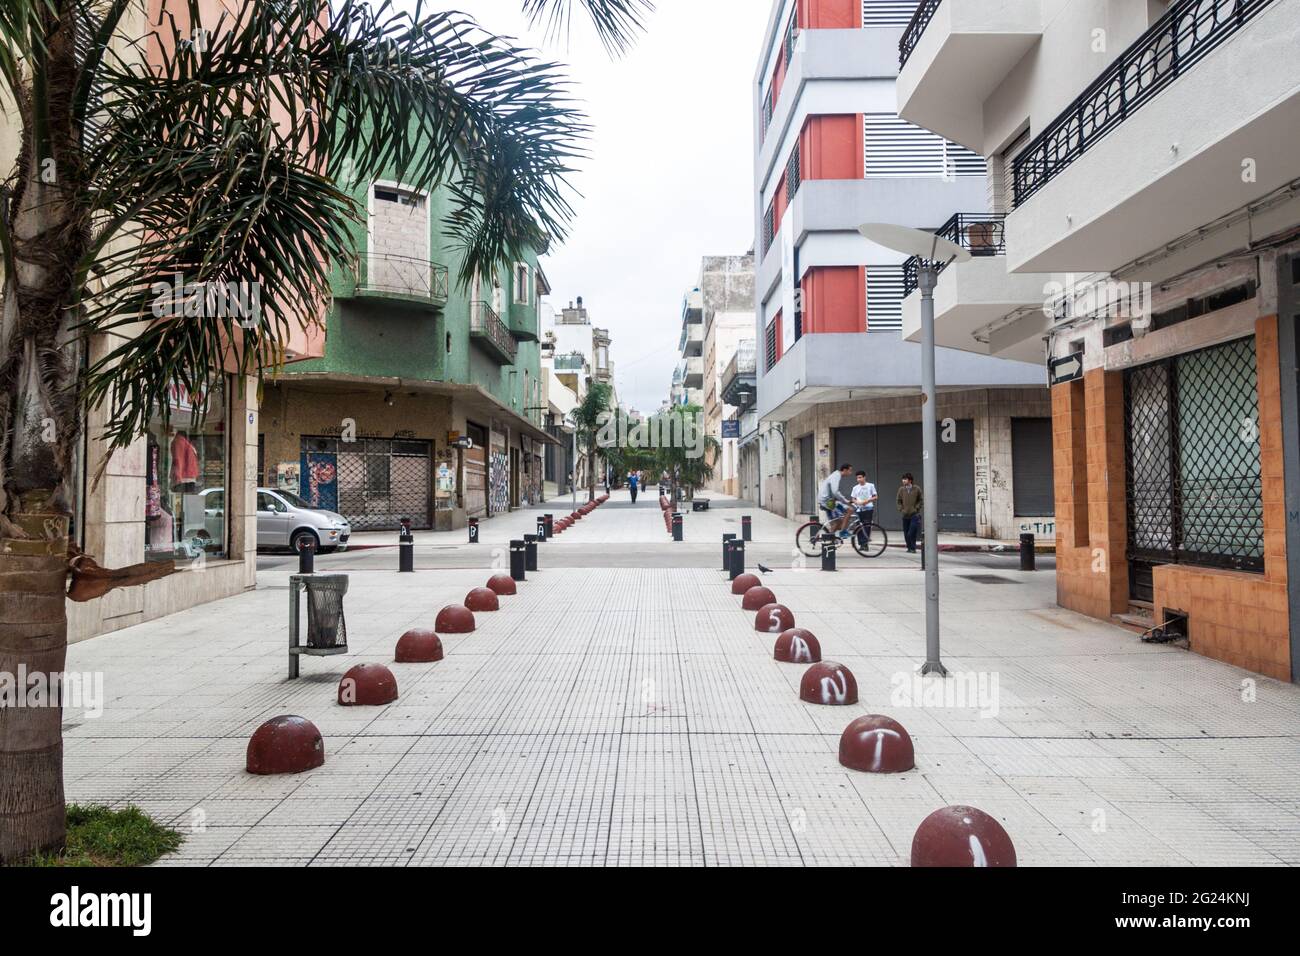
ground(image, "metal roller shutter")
xmin=1011 ymin=418 xmax=1056 ymax=518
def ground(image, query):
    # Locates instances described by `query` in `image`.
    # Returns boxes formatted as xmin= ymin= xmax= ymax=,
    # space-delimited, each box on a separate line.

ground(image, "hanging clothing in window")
xmin=171 ymin=432 xmax=199 ymax=485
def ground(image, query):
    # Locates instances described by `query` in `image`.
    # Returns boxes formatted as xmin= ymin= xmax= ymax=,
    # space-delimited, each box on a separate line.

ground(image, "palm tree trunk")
xmin=0 ymin=494 xmax=69 ymax=862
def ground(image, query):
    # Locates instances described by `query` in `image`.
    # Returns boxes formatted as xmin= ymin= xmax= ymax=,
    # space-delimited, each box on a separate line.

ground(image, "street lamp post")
xmin=857 ymin=223 xmax=970 ymax=677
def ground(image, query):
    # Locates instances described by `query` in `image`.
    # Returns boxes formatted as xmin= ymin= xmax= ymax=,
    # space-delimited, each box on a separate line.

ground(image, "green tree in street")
xmin=0 ymin=0 xmax=649 ymax=862
xmin=572 ymin=379 xmax=613 ymax=502
xmin=653 ymin=403 xmax=720 ymax=503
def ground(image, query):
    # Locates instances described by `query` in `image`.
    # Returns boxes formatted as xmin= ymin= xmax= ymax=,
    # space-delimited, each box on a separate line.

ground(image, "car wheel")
xmin=290 ymin=529 xmax=319 ymax=554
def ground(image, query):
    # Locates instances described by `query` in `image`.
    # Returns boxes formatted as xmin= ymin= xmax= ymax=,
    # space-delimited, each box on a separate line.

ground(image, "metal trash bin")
xmin=289 ymin=574 xmax=350 ymax=678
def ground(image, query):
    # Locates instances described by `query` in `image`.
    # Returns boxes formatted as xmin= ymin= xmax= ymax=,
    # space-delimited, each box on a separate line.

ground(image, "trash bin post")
xmin=821 ymin=540 xmax=837 ymax=572
xmin=722 ymin=533 xmax=736 ymax=571
xmin=728 ymin=538 xmax=745 ymax=580
xmin=544 ymin=514 xmax=554 ymax=538
xmin=741 ymin=515 xmax=752 ymax=542
xmin=398 ymin=518 xmax=414 ymax=573
xmin=468 ymin=517 xmax=479 ymax=544
xmin=536 ymin=516 xmax=548 ymax=542
xmin=524 ymin=534 xmax=539 ymax=572
xmin=671 ymin=512 xmax=683 ymax=542
xmin=298 ymin=537 xmax=315 ymax=574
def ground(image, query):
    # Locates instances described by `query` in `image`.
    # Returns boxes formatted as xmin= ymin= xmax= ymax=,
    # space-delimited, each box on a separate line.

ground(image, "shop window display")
xmin=145 ymin=381 xmax=228 ymax=562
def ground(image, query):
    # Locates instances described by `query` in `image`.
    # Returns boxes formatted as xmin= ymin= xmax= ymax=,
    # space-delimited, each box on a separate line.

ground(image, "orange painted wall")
xmin=799 ymin=115 xmax=864 ymax=181
xmin=771 ymin=45 xmax=787 ymax=106
xmin=1052 ymin=322 xmax=1292 ymax=682
xmin=802 ymin=266 xmax=865 ymax=334
xmin=799 ymin=0 xmax=862 ymax=29
xmin=773 ymin=171 xmax=788 ymax=233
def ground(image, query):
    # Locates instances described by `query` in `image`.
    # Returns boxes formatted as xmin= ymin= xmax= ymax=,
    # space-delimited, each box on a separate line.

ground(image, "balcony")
xmin=470 ymin=301 xmax=517 ymax=365
xmin=899 ymin=214 xmax=1054 ymax=365
xmin=896 ymin=0 xmax=1043 ymax=150
xmin=720 ymin=342 xmax=757 ymax=409
xmin=508 ymin=302 xmax=539 ymax=342
xmin=553 ymin=352 xmax=586 ymax=372
xmin=680 ymin=321 xmax=704 ymax=356
xmin=681 ymin=355 xmax=705 ymax=389
xmin=346 ymin=253 xmax=449 ymax=309
xmin=1006 ymin=0 xmax=1298 ymax=278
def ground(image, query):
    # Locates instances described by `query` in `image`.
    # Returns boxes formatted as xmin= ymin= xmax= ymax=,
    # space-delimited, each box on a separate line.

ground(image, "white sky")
xmin=398 ymin=0 xmax=770 ymax=413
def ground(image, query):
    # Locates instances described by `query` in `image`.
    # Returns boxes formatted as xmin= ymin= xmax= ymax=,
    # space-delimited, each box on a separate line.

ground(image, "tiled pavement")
xmin=63 ymin=493 xmax=1300 ymax=866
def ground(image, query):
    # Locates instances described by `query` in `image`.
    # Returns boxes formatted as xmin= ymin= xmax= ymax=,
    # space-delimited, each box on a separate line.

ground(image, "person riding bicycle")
xmin=817 ymin=464 xmax=855 ymax=539
xmin=849 ymin=471 xmax=878 ymax=548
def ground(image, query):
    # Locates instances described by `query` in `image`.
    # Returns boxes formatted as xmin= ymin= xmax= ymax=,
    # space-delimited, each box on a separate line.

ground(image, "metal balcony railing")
xmin=469 ymin=300 xmax=517 ymax=362
xmin=553 ymin=352 xmax=585 ymax=371
xmin=899 ymin=0 xmax=942 ymax=68
xmin=1013 ymin=0 xmax=1276 ymax=207
xmin=353 ymin=253 xmax=449 ymax=304
xmin=901 ymin=212 xmax=1006 ymax=298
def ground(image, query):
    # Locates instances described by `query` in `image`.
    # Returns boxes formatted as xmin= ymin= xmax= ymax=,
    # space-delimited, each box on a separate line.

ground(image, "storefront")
xmin=296 ymin=436 xmax=433 ymax=531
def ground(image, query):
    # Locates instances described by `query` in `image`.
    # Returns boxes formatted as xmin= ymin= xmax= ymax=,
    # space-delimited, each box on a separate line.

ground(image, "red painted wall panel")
xmin=801 ymin=266 xmax=865 ymax=334
xmin=799 ymin=114 xmax=863 ymax=181
xmin=800 ymin=0 xmax=861 ymax=29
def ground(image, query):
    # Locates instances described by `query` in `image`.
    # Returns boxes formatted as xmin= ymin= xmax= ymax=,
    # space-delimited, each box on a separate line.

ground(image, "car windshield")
xmin=274 ymin=491 xmax=314 ymax=510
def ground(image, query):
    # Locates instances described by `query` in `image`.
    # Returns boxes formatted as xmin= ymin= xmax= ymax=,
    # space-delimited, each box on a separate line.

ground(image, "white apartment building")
xmin=753 ymin=0 xmax=1053 ymax=536
xmin=896 ymin=0 xmax=1300 ymax=681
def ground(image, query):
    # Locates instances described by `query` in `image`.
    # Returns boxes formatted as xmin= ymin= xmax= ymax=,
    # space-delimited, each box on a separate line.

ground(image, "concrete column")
xmin=227 ymin=376 xmax=259 ymax=590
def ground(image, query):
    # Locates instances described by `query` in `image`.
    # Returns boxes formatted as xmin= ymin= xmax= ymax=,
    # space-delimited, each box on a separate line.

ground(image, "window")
xmin=1124 ymin=336 xmax=1263 ymax=575
xmin=513 ymin=262 xmax=531 ymax=306
xmin=145 ymin=379 xmax=227 ymax=563
xmin=866 ymin=266 xmax=904 ymax=332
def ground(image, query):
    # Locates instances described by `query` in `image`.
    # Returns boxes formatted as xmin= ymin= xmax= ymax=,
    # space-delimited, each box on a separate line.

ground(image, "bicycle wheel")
xmin=851 ymin=522 xmax=888 ymax=558
xmin=795 ymin=521 xmax=828 ymax=558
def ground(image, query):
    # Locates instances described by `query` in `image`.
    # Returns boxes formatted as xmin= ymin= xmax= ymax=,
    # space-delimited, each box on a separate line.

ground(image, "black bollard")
xmin=821 ymin=539 xmax=836 ymax=572
xmin=722 ymin=533 xmax=737 ymax=571
xmin=525 ymin=534 xmax=539 ymax=572
xmin=298 ymin=537 xmax=316 ymax=574
xmin=1020 ymin=532 xmax=1036 ymax=571
xmin=672 ymin=512 xmax=683 ymax=542
xmin=728 ymin=538 xmax=745 ymax=580
xmin=544 ymin=514 xmax=554 ymax=538
xmin=509 ymin=539 xmax=526 ymax=582
xmin=398 ymin=531 xmax=414 ymax=573
xmin=468 ymin=516 xmax=479 ymax=544
xmin=536 ymin=516 xmax=548 ymax=542
xmin=741 ymin=515 xmax=752 ymax=542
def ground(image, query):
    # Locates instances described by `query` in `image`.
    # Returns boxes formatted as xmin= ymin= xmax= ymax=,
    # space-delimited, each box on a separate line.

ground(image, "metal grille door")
xmin=303 ymin=437 xmax=432 ymax=531
xmin=1124 ymin=337 xmax=1263 ymax=596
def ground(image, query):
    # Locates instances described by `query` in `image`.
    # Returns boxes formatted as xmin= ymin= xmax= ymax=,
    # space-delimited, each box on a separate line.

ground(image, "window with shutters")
xmin=866 ymin=266 xmax=904 ymax=332
xmin=765 ymin=315 xmax=781 ymax=371
xmin=864 ymin=114 xmax=987 ymax=178
xmin=863 ymin=0 xmax=921 ymax=27
xmin=786 ymin=140 xmax=801 ymax=202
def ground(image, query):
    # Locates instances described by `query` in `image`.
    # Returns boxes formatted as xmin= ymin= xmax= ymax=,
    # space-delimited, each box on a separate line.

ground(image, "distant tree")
xmin=572 ymin=381 xmax=612 ymax=501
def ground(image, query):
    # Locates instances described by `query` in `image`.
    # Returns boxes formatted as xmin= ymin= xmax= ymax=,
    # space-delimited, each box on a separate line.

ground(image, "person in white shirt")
xmin=850 ymin=471 xmax=878 ymax=548
xmin=817 ymin=464 xmax=854 ymax=538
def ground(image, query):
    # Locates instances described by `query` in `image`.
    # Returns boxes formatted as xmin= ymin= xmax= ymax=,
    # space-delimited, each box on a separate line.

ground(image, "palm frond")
xmin=520 ymin=0 xmax=654 ymax=56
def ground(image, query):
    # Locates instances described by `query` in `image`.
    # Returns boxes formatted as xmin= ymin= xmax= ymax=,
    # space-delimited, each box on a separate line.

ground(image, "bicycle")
xmin=796 ymin=509 xmax=888 ymax=559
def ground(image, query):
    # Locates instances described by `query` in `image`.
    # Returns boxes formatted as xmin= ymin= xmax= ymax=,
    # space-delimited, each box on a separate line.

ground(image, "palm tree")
xmin=653 ymin=403 xmax=720 ymax=504
xmin=0 ymin=0 xmax=651 ymax=862
xmin=571 ymin=379 xmax=612 ymax=502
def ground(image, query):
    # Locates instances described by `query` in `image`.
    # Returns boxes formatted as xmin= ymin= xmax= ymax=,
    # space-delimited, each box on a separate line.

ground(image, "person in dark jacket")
xmin=897 ymin=473 xmax=923 ymax=553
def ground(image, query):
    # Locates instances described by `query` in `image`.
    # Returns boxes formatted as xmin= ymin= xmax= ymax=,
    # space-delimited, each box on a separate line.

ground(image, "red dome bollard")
xmin=754 ymin=603 xmax=795 ymax=633
xmin=839 ymin=715 xmax=914 ymax=773
xmin=799 ymin=661 xmax=858 ymax=705
xmin=338 ymin=663 xmax=399 ymax=706
xmin=774 ymin=628 xmax=821 ymax=663
xmin=395 ymin=628 xmax=443 ymax=663
xmin=435 ymin=604 xmax=476 ymax=633
xmin=911 ymin=806 xmax=1017 ymax=868
xmin=466 ymin=587 xmax=500 ymax=612
xmin=486 ymin=574 xmax=517 ymax=596
xmin=246 ymin=715 xmax=325 ymax=775
xmin=741 ymin=586 xmax=777 ymax=610
xmin=730 ymin=573 xmax=762 ymax=595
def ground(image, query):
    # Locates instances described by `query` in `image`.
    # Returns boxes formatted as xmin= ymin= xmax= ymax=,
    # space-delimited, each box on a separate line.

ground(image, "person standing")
xmin=627 ymin=469 xmax=639 ymax=504
xmin=850 ymin=471 xmax=878 ymax=549
xmin=897 ymin=472 xmax=923 ymax=553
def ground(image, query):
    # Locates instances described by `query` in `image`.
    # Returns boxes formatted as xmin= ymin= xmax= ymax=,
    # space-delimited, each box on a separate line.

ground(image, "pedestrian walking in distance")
xmin=897 ymin=472 xmax=923 ymax=553
xmin=627 ymin=470 xmax=640 ymax=504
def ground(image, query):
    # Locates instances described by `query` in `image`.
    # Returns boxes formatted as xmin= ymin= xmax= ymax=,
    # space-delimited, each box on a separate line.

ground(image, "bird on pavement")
xmin=757 ymin=563 xmax=773 ymax=574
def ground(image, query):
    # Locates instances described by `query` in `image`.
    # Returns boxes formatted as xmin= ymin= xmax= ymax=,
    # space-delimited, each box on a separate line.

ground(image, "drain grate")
xmin=958 ymin=574 xmax=1018 ymax=585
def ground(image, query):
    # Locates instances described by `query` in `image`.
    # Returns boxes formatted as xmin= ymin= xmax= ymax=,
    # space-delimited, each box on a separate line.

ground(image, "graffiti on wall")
xmin=489 ymin=450 xmax=509 ymax=514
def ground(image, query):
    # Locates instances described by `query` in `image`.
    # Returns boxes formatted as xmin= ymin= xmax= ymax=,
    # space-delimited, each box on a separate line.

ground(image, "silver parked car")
xmin=256 ymin=488 xmax=351 ymax=553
